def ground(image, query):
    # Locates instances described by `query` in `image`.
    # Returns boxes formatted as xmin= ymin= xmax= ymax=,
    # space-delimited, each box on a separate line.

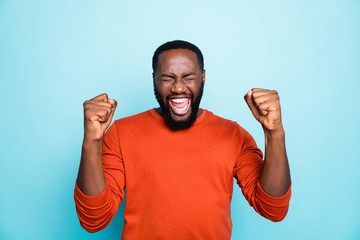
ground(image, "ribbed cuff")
xmin=74 ymin=181 xmax=110 ymax=208
xmin=256 ymin=181 xmax=292 ymax=207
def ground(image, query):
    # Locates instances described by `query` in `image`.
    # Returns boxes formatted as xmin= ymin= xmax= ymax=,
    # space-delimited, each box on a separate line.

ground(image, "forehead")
xmin=157 ymin=49 xmax=200 ymax=73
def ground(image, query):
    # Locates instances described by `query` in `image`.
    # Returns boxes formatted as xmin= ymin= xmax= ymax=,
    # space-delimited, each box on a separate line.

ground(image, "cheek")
xmin=156 ymin=84 xmax=170 ymax=99
xmin=188 ymin=84 xmax=201 ymax=95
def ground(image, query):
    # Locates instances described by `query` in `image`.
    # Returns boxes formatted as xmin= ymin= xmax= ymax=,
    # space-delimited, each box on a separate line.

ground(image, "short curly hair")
xmin=152 ymin=40 xmax=204 ymax=73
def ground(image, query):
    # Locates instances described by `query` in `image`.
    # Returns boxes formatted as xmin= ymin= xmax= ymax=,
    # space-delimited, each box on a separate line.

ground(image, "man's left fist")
xmin=244 ymin=88 xmax=283 ymax=132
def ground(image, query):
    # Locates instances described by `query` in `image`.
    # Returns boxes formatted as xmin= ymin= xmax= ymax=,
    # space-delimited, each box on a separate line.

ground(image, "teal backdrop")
xmin=1 ymin=0 xmax=359 ymax=239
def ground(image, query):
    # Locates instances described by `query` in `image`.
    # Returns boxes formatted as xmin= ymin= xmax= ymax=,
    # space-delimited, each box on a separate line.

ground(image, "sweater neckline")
xmin=149 ymin=108 xmax=208 ymax=126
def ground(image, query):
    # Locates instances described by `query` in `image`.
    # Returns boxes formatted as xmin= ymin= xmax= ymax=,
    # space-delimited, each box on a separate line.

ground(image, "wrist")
xmin=263 ymin=126 xmax=285 ymax=146
xmin=263 ymin=125 xmax=285 ymax=136
xmin=83 ymin=134 xmax=103 ymax=148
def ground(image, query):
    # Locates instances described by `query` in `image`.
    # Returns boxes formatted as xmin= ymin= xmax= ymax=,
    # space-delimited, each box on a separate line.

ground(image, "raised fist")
xmin=244 ymin=88 xmax=283 ymax=132
xmin=83 ymin=93 xmax=117 ymax=141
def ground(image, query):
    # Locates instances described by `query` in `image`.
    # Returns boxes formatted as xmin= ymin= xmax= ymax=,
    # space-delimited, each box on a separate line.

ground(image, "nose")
xmin=171 ymin=79 xmax=186 ymax=94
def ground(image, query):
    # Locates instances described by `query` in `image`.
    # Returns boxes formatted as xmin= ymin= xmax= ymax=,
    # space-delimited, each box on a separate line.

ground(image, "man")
xmin=74 ymin=40 xmax=291 ymax=239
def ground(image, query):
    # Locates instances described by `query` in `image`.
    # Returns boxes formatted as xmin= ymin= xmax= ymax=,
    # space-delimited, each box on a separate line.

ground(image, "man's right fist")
xmin=83 ymin=93 xmax=117 ymax=141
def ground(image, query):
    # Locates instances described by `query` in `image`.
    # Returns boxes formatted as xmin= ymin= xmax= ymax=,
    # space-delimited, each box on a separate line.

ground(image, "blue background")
xmin=1 ymin=0 xmax=359 ymax=239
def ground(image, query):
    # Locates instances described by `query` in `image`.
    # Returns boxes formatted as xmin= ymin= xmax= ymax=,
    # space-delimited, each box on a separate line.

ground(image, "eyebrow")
xmin=160 ymin=72 xmax=196 ymax=78
xmin=160 ymin=74 xmax=176 ymax=78
xmin=183 ymin=73 xmax=195 ymax=78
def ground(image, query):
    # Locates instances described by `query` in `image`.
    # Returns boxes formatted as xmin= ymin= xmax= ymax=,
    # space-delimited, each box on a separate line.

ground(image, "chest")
xmin=120 ymin=129 xmax=237 ymax=189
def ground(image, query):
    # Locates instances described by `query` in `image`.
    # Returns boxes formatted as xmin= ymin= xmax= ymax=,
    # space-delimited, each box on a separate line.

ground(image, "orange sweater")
xmin=74 ymin=109 xmax=291 ymax=239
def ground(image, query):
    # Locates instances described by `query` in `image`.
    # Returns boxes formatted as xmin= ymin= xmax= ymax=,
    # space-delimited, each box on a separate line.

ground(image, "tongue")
xmin=170 ymin=99 xmax=190 ymax=115
xmin=172 ymin=100 xmax=188 ymax=108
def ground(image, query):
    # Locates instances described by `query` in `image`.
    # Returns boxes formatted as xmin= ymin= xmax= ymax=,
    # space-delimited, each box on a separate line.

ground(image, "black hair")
xmin=152 ymin=40 xmax=204 ymax=73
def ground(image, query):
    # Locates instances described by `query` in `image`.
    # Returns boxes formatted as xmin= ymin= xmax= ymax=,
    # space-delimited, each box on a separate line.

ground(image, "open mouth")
xmin=169 ymin=98 xmax=191 ymax=115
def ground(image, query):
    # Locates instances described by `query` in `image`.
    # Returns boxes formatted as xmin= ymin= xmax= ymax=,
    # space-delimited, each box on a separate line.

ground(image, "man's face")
xmin=153 ymin=49 xmax=205 ymax=130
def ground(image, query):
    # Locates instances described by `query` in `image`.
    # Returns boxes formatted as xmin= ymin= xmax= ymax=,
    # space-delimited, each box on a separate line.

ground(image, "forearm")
xmin=259 ymin=127 xmax=291 ymax=197
xmin=76 ymin=136 xmax=106 ymax=196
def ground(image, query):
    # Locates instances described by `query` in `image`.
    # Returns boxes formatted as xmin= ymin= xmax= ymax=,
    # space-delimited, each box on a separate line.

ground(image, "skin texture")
xmin=76 ymin=49 xmax=291 ymax=197
xmin=77 ymin=93 xmax=117 ymax=196
xmin=153 ymin=49 xmax=205 ymax=121
xmin=244 ymin=89 xmax=291 ymax=196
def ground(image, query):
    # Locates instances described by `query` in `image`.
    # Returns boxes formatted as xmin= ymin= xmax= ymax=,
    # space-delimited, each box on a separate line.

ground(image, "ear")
xmin=202 ymin=70 xmax=206 ymax=83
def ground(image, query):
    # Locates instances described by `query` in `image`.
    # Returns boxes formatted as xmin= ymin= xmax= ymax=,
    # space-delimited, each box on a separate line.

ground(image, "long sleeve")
xmin=74 ymin=121 xmax=126 ymax=232
xmin=233 ymin=126 xmax=291 ymax=222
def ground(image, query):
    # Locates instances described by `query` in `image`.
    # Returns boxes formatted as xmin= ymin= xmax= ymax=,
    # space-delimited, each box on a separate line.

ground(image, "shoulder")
xmin=105 ymin=109 xmax=157 ymax=137
xmin=203 ymin=109 xmax=252 ymax=138
xmin=203 ymin=109 xmax=241 ymax=129
xmin=204 ymin=109 xmax=236 ymax=125
xmin=113 ymin=109 xmax=153 ymax=125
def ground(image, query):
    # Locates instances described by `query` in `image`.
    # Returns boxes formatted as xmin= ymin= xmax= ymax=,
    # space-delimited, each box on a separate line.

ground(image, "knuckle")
xmin=84 ymin=110 xmax=94 ymax=119
xmin=100 ymin=109 xmax=108 ymax=116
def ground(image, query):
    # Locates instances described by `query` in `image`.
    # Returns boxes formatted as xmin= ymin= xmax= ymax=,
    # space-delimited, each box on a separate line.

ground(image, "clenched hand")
xmin=83 ymin=93 xmax=117 ymax=141
xmin=244 ymin=88 xmax=283 ymax=132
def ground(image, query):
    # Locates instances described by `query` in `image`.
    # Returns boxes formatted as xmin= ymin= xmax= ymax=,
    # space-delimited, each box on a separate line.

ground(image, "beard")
xmin=154 ymin=82 xmax=204 ymax=131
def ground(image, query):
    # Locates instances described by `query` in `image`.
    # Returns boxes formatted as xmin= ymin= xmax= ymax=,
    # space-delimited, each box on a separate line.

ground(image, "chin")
xmin=170 ymin=110 xmax=192 ymax=122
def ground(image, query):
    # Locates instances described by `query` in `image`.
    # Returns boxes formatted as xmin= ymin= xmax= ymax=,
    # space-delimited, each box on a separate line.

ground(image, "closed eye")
xmin=161 ymin=77 xmax=174 ymax=82
xmin=160 ymin=74 xmax=175 ymax=82
xmin=183 ymin=73 xmax=195 ymax=81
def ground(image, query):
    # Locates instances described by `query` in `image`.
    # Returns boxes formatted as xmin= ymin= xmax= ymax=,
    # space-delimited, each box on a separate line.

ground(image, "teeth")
xmin=171 ymin=98 xmax=188 ymax=103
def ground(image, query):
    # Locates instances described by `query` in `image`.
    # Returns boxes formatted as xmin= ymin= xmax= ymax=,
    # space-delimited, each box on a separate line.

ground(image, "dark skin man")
xmin=76 ymin=48 xmax=290 ymax=198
